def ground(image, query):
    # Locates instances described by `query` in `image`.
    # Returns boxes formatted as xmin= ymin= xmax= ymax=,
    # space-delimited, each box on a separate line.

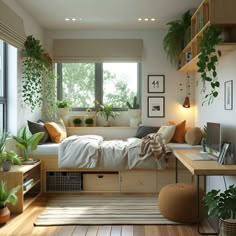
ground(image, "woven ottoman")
xmin=158 ymin=183 xmax=202 ymax=223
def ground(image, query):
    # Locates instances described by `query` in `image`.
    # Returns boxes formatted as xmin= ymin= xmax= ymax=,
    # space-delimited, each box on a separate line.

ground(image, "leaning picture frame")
xmin=224 ymin=80 xmax=233 ymax=110
xmin=147 ymin=96 xmax=165 ymax=118
xmin=147 ymin=75 xmax=165 ymax=93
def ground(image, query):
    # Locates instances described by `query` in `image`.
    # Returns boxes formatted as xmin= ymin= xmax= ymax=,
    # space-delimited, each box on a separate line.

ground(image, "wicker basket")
xmin=219 ymin=219 xmax=236 ymax=236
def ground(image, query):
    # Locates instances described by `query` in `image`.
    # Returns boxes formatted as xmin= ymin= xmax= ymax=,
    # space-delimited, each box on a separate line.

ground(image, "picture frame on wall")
xmin=148 ymin=75 xmax=165 ymax=93
xmin=147 ymin=96 xmax=165 ymax=118
xmin=224 ymin=80 xmax=233 ymax=110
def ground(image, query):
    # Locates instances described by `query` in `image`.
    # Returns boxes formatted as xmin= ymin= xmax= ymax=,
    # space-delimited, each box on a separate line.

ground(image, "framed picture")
xmin=147 ymin=96 xmax=165 ymax=118
xmin=224 ymin=80 xmax=233 ymax=110
xmin=148 ymin=75 xmax=165 ymax=93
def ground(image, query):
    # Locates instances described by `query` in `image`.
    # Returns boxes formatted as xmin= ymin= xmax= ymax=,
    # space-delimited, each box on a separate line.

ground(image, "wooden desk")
xmin=173 ymin=149 xmax=236 ymax=235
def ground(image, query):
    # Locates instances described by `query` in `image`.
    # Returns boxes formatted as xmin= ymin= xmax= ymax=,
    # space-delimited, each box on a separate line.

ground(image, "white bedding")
xmin=58 ymin=135 xmax=162 ymax=169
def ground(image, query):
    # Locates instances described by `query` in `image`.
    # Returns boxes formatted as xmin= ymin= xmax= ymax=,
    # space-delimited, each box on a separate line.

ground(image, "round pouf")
xmin=158 ymin=183 xmax=201 ymax=223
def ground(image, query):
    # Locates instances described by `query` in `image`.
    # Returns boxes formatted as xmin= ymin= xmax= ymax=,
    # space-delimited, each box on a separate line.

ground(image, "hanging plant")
xmin=163 ymin=10 xmax=193 ymax=66
xmin=22 ymin=35 xmax=56 ymax=116
xmin=197 ymin=26 xmax=223 ymax=105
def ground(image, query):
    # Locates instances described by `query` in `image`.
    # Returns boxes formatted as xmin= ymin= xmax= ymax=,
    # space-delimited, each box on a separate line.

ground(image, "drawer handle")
xmin=97 ymin=175 xmax=104 ymax=179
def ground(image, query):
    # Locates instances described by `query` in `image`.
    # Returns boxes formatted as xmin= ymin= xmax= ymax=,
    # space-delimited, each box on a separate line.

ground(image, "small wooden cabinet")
xmin=178 ymin=0 xmax=236 ymax=72
xmin=0 ymin=161 xmax=41 ymax=213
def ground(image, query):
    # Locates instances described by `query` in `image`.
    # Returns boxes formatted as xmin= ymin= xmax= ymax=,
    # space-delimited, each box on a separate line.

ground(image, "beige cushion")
xmin=157 ymin=125 xmax=176 ymax=143
xmin=185 ymin=127 xmax=202 ymax=145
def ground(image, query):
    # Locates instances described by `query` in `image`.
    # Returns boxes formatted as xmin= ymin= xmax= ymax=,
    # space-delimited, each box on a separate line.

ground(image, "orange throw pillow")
xmin=168 ymin=120 xmax=186 ymax=143
xmin=45 ymin=119 xmax=67 ymax=143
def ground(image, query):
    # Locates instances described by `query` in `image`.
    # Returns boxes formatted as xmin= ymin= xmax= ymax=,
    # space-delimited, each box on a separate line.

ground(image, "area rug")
xmin=34 ymin=194 xmax=178 ymax=226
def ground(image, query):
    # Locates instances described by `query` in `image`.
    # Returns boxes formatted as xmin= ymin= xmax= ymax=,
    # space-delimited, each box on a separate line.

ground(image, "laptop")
xmin=186 ymin=152 xmax=218 ymax=161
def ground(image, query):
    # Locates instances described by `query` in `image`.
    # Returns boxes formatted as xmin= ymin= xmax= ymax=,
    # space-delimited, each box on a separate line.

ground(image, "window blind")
xmin=53 ymin=39 xmax=143 ymax=62
xmin=0 ymin=0 xmax=25 ymax=48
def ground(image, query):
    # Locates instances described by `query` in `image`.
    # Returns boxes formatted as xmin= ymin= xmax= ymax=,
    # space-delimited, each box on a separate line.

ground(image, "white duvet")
xmin=58 ymin=135 xmax=160 ymax=169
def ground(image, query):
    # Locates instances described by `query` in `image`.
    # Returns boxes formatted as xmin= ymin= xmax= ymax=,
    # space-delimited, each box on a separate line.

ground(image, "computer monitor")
xmin=206 ymin=122 xmax=221 ymax=157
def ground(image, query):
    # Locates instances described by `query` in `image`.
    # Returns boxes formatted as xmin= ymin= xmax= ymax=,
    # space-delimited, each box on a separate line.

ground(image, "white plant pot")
xmin=128 ymin=109 xmax=141 ymax=127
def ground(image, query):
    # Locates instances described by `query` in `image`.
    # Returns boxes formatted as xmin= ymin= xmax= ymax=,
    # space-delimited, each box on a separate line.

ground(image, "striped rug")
xmin=34 ymin=194 xmax=178 ymax=226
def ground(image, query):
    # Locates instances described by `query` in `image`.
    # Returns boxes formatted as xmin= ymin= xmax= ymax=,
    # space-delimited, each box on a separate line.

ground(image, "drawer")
xmin=120 ymin=170 xmax=157 ymax=193
xmin=83 ymin=172 xmax=119 ymax=191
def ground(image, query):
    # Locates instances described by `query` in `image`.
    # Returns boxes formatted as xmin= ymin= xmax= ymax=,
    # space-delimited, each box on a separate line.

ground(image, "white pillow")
xmin=157 ymin=125 xmax=176 ymax=143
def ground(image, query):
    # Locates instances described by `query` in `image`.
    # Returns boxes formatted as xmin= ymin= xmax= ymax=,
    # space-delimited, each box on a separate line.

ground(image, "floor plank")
xmin=0 ymin=194 xmax=215 ymax=236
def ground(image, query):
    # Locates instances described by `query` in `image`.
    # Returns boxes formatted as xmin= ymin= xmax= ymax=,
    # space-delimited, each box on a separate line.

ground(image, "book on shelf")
xmin=23 ymin=178 xmax=34 ymax=191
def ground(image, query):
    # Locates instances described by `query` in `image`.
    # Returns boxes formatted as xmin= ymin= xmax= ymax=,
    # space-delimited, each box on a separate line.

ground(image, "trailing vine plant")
xmin=22 ymin=35 xmax=56 ymax=117
xmin=197 ymin=26 xmax=223 ymax=105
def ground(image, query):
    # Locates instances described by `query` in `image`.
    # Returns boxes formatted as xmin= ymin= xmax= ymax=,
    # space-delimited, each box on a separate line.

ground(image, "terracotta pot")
xmin=0 ymin=206 xmax=10 ymax=224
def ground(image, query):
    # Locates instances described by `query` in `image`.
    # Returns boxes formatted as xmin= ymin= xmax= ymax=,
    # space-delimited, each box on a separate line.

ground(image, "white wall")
xmin=194 ymin=50 xmax=236 ymax=190
xmin=3 ymin=0 xmax=45 ymax=131
xmin=46 ymin=29 xmax=196 ymax=128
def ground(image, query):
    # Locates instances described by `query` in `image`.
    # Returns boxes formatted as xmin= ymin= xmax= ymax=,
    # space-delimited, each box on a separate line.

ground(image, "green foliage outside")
xmin=61 ymin=63 xmax=136 ymax=109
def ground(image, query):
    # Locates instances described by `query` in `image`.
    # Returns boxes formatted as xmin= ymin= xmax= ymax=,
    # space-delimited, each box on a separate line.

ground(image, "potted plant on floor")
xmin=0 ymin=180 xmax=21 ymax=224
xmin=95 ymin=100 xmax=119 ymax=127
xmin=13 ymin=126 xmax=44 ymax=164
xmin=202 ymin=185 xmax=236 ymax=235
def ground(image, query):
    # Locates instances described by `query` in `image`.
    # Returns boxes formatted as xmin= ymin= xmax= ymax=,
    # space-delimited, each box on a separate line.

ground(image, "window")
xmin=0 ymin=40 xmax=7 ymax=130
xmin=57 ymin=62 xmax=140 ymax=110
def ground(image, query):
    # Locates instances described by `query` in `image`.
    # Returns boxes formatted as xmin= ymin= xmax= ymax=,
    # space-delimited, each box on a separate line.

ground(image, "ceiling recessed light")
xmin=72 ymin=18 xmax=76 ymax=21
xmin=151 ymin=18 xmax=156 ymax=21
xmin=144 ymin=18 xmax=149 ymax=21
xmin=65 ymin=18 xmax=70 ymax=21
xmin=78 ymin=18 xmax=83 ymax=21
xmin=138 ymin=18 xmax=142 ymax=21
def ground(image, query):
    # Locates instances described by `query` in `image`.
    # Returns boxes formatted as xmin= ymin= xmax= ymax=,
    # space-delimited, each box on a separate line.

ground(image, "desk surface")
xmin=173 ymin=149 xmax=236 ymax=176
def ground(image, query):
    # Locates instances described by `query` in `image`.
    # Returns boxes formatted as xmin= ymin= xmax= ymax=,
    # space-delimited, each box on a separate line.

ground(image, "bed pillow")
xmin=135 ymin=125 xmax=160 ymax=138
xmin=27 ymin=120 xmax=50 ymax=144
xmin=44 ymin=119 xmax=67 ymax=143
xmin=185 ymin=127 xmax=203 ymax=145
xmin=168 ymin=120 xmax=186 ymax=143
xmin=157 ymin=125 xmax=176 ymax=143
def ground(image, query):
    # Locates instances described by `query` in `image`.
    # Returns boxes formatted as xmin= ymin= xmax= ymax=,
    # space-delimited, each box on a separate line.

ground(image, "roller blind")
xmin=0 ymin=0 xmax=26 ymax=48
xmin=53 ymin=39 xmax=143 ymax=62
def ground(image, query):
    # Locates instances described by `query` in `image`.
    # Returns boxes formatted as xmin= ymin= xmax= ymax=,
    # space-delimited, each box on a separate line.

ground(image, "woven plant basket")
xmin=219 ymin=219 xmax=236 ymax=236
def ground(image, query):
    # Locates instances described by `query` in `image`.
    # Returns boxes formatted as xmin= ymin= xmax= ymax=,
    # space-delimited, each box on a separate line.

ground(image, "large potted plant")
xmin=163 ymin=10 xmax=193 ymax=66
xmin=0 ymin=180 xmax=21 ymax=224
xmin=197 ymin=25 xmax=223 ymax=105
xmin=13 ymin=126 xmax=44 ymax=164
xmin=95 ymin=100 xmax=119 ymax=127
xmin=202 ymin=185 xmax=236 ymax=235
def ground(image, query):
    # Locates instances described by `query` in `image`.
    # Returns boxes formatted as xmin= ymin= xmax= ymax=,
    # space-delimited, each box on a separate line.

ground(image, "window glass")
xmin=61 ymin=63 xmax=95 ymax=108
xmin=57 ymin=62 xmax=140 ymax=110
xmin=0 ymin=41 xmax=3 ymax=96
xmin=0 ymin=104 xmax=3 ymax=130
xmin=103 ymin=63 xmax=137 ymax=108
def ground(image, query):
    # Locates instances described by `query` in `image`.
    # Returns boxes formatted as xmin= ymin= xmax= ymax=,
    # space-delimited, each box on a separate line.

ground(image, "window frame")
xmin=57 ymin=62 xmax=141 ymax=111
xmin=0 ymin=41 xmax=8 ymax=130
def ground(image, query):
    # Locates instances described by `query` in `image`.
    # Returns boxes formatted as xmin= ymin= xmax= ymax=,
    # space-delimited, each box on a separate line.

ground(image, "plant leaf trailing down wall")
xmin=197 ymin=26 xmax=223 ymax=106
xmin=22 ymin=35 xmax=56 ymax=118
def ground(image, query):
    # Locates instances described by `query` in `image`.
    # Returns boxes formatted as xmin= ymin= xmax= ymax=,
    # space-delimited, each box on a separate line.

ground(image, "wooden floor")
xmin=0 ymin=194 xmax=215 ymax=236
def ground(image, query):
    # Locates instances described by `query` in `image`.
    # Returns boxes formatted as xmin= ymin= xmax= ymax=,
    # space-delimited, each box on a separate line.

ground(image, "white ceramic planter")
xmin=128 ymin=109 xmax=141 ymax=127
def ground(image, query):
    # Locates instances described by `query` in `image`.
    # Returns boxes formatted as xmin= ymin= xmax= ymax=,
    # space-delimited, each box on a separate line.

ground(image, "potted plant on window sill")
xmin=56 ymin=99 xmax=72 ymax=118
xmin=0 ymin=180 xmax=21 ymax=224
xmin=202 ymin=185 xmax=236 ymax=235
xmin=95 ymin=100 xmax=119 ymax=127
xmin=85 ymin=117 xmax=94 ymax=127
xmin=73 ymin=118 xmax=82 ymax=127
xmin=126 ymin=96 xmax=141 ymax=127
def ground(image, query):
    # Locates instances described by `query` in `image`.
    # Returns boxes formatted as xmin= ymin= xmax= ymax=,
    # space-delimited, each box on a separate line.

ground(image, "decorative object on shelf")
xmin=22 ymin=35 xmax=55 ymax=115
xmin=0 ymin=151 xmax=21 ymax=171
xmin=183 ymin=73 xmax=191 ymax=108
xmin=147 ymin=96 xmax=165 ymax=118
xmin=163 ymin=10 xmax=193 ymax=66
xmin=13 ymin=126 xmax=44 ymax=164
xmin=224 ymin=80 xmax=233 ymax=110
xmin=73 ymin=118 xmax=82 ymax=127
xmin=127 ymin=96 xmax=141 ymax=127
xmin=95 ymin=100 xmax=119 ymax=127
xmin=148 ymin=75 xmax=165 ymax=93
xmin=202 ymin=184 xmax=236 ymax=235
xmin=84 ymin=117 xmax=94 ymax=127
xmin=0 ymin=180 xmax=21 ymax=224
xmin=56 ymin=99 xmax=72 ymax=125
xmin=197 ymin=25 xmax=223 ymax=106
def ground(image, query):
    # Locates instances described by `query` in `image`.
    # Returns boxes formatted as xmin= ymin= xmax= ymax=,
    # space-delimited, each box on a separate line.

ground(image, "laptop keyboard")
xmin=186 ymin=152 xmax=217 ymax=161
